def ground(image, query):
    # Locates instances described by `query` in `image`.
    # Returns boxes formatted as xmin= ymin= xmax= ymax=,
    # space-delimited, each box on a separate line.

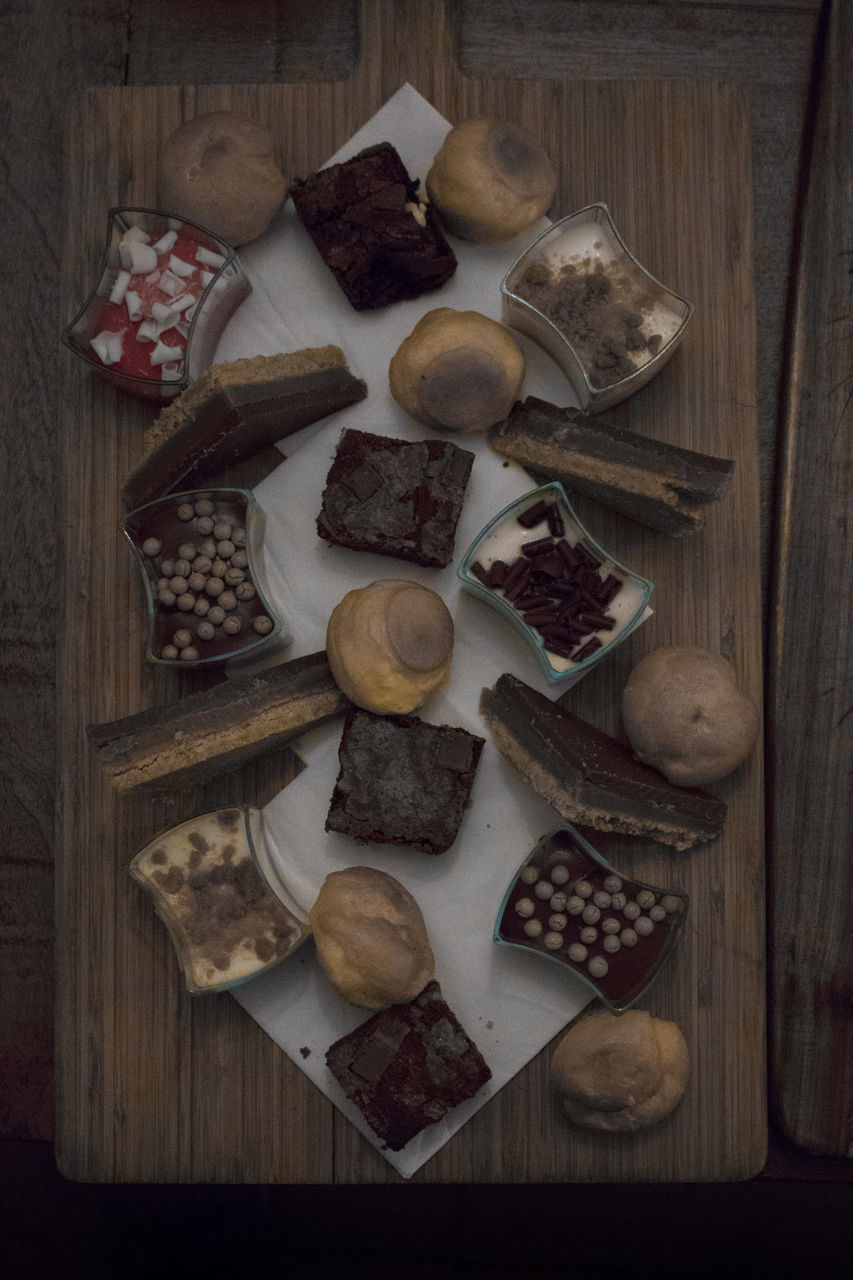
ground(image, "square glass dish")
xmin=494 ymin=824 xmax=689 ymax=1014
xmin=129 ymin=805 xmax=311 ymax=996
xmin=62 ymin=207 xmax=250 ymax=403
xmin=124 ymin=487 xmax=285 ymax=667
xmin=501 ymin=203 xmax=694 ymax=413
xmin=456 ymin=481 xmax=653 ymax=686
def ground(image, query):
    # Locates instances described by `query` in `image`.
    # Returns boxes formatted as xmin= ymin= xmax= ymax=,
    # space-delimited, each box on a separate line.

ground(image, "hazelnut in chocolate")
xmin=124 ymin=487 xmax=283 ymax=665
xmin=495 ymin=824 xmax=688 ymax=1012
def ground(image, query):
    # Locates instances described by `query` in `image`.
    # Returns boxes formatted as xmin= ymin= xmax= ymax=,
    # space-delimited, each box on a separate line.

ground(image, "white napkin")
xmin=223 ymin=84 xmax=609 ymax=1179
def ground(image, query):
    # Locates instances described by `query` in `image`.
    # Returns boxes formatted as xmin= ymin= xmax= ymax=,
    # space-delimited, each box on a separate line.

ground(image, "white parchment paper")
xmin=220 ymin=84 xmax=607 ymax=1178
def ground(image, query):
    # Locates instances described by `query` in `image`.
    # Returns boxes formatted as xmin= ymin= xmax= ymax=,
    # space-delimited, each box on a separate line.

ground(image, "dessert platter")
xmin=57 ymin=55 xmax=764 ymax=1183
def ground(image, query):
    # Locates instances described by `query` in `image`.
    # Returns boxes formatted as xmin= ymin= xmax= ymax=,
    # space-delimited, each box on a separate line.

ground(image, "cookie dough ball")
xmin=389 ymin=308 xmax=525 ymax=434
xmin=326 ymin=579 xmax=453 ymax=715
xmin=622 ymin=645 xmax=760 ymax=787
xmin=551 ymin=1009 xmax=689 ymax=1133
xmin=426 ymin=117 xmax=556 ymax=243
xmin=309 ymin=867 xmax=435 ymax=1009
xmin=159 ymin=111 xmax=286 ymax=245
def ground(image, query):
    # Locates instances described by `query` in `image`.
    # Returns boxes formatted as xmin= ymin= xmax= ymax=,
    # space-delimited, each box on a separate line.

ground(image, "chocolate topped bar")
xmin=123 ymin=347 xmax=367 ymax=509
xmin=326 ymin=706 xmax=484 ymax=855
xmin=317 ymin=428 xmax=474 ymax=568
xmin=88 ymin=650 xmax=348 ymax=792
xmin=289 ymin=142 xmax=457 ymax=310
xmin=479 ymin=673 xmax=726 ymax=850
xmin=488 ymin=396 xmax=734 ymax=535
xmin=325 ymin=980 xmax=492 ymax=1150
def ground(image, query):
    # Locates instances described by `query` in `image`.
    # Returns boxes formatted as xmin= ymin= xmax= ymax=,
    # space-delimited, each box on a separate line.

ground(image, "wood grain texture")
xmin=768 ymin=0 xmax=853 ymax=1158
xmin=455 ymin=0 xmax=821 ymax=593
xmin=55 ymin=0 xmax=764 ymax=1183
xmin=0 ymin=0 xmax=356 ymax=1149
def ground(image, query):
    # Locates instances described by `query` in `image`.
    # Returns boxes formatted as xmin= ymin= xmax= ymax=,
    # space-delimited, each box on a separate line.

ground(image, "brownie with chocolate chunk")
xmin=289 ymin=142 xmax=457 ymax=310
xmin=325 ymin=980 xmax=492 ymax=1150
xmin=325 ymin=707 xmax=484 ymax=855
xmin=316 ymin=428 xmax=475 ymax=568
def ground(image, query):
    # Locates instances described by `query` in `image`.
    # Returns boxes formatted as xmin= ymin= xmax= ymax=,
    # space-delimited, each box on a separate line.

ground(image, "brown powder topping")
xmin=516 ymin=256 xmax=664 ymax=388
xmin=133 ymin=809 xmax=307 ymax=990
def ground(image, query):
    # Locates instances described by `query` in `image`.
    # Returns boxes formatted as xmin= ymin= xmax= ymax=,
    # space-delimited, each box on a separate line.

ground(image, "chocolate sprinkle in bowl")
xmin=456 ymin=481 xmax=653 ymax=686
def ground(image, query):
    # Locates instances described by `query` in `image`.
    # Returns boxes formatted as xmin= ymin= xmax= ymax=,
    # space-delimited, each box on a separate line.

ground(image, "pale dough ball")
xmin=622 ymin=645 xmax=760 ymax=786
xmin=309 ymin=866 xmax=435 ymax=1009
xmin=426 ymin=117 xmax=556 ymax=243
xmin=389 ymin=308 xmax=525 ymax=434
xmin=326 ymin=578 xmax=454 ymax=715
xmin=159 ymin=110 xmax=286 ymax=245
xmin=551 ymin=1008 xmax=689 ymax=1133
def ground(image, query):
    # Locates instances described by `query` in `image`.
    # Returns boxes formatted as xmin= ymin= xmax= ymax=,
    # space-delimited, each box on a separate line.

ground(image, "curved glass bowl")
xmin=501 ymin=203 xmax=694 ymax=413
xmin=129 ymin=805 xmax=311 ymax=996
xmin=62 ymin=206 xmax=250 ymax=403
xmin=456 ymin=481 xmax=653 ymax=687
xmin=494 ymin=824 xmax=689 ymax=1014
xmin=124 ymin=487 xmax=285 ymax=667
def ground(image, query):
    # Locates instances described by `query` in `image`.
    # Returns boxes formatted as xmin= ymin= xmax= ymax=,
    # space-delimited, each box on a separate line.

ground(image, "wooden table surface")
xmin=3 ymin=0 xmax=852 ymax=1253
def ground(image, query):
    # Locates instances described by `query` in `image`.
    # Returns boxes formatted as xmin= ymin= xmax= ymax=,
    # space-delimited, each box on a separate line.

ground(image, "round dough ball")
xmin=159 ymin=111 xmax=286 ymax=245
xmin=426 ymin=117 xmax=556 ymax=243
xmin=309 ymin=867 xmax=435 ymax=1009
xmin=622 ymin=645 xmax=760 ymax=787
xmin=326 ymin=579 xmax=453 ymax=714
xmin=552 ymin=1009 xmax=689 ymax=1133
xmin=389 ymin=308 xmax=525 ymax=434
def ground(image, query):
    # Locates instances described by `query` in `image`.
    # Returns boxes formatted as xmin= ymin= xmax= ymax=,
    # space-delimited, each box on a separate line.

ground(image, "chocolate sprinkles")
xmin=470 ymin=500 xmax=624 ymax=663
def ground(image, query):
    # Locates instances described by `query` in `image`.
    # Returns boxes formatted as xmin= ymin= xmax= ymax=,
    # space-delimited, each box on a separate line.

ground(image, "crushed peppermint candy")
xmin=89 ymin=222 xmax=226 ymax=382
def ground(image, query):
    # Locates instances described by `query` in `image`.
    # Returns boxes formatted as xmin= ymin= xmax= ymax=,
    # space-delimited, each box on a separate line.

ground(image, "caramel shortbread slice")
xmin=123 ymin=346 xmax=367 ymax=509
xmin=488 ymin=396 xmax=734 ymax=535
xmin=88 ymin=650 xmax=348 ymax=792
xmin=479 ymin=673 xmax=726 ymax=850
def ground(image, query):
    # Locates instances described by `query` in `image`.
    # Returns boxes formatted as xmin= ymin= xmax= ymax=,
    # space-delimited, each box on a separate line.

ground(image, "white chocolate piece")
xmin=196 ymin=246 xmax=226 ymax=268
xmin=119 ymin=240 xmax=158 ymax=274
xmin=168 ymin=253 xmax=195 ymax=278
xmin=124 ymin=290 xmax=143 ymax=322
xmin=157 ymin=268 xmax=185 ymax=298
xmin=108 ymin=269 xmax=131 ymax=305
xmin=90 ymin=329 xmax=125 ymax=365
xmin=122 ymin=224 xmax=151 ymax=244
xmin=150 ymin=340 xmax=183 ymax=366
xmin=151 ymin=229 xmax=178 ymax=254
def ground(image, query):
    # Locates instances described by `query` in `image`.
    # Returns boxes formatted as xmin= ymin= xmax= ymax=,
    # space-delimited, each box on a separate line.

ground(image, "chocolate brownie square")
xmin=325 ymin=707 xmax=485 ymax=855
xmin=325 ymin=980 xmax=492 ymax=1150
xmin=289 ymin=142 xmax=457 ymax=310
xmin=316 ymin=428 xmax=475 ymax=568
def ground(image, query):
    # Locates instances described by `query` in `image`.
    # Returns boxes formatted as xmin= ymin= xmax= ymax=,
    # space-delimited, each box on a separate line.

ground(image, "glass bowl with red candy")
xmin=494 ymin=824 xmax=689 ymax=1014
xmin=456 ymin=481 xmax=653 ymax=686
xmin=62 ymin=207 xmax=250 ymax=403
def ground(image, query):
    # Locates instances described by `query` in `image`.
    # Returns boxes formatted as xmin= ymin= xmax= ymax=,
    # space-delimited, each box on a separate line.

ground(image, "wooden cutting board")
xmin=56 ymin=3 xmax=764 ymax=1182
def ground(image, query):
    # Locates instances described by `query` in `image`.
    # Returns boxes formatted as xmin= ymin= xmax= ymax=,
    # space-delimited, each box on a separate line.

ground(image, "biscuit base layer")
xmin=88 ymin=650 xmax=348 ymax=791
xmin=488 ymin=396 xmax=734 ymax=535
xmin=123 ymin=347 xmax=367 ymax=509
